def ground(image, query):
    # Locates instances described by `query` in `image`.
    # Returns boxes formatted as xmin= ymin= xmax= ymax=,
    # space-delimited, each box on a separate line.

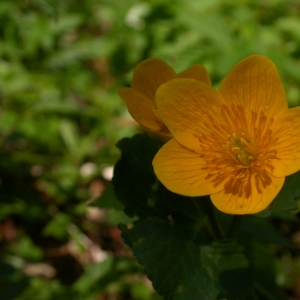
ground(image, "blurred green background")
xmin=1 ymin=0 xmax=300 ymax=299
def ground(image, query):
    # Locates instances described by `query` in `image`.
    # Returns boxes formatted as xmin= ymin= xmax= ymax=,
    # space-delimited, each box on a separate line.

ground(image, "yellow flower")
xmin=153 ymin=55 xmax=300 ymax=214
xmin=118 ymin=58 xmax=211 ymax=140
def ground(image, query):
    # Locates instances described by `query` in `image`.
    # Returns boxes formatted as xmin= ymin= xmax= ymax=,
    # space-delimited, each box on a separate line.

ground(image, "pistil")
xmin=199 ymin=104 xmax=279 ymax=197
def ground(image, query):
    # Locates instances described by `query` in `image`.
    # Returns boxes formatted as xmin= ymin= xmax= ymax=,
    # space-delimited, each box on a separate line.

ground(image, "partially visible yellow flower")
xmin=118 ymin=58 xmax=211 ymax=140
xmin=153 ymin=55 xmax=300 ymax=214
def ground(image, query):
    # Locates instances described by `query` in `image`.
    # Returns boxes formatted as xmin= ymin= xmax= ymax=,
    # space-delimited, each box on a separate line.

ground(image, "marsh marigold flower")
xmin=118 ymin=58 xmax=211 ymax=140
xmin=153 ymin=55 xmax=300 ymax=214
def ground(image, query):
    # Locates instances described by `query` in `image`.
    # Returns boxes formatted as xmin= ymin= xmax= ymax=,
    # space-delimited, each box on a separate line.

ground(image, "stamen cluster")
xmin=198 ymin=104 xmax=278 ymax=198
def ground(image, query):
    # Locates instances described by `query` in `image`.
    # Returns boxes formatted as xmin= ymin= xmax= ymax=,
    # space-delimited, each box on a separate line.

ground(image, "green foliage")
xmin=72 ymin=256 xmax=143 ymax=298
xmin=9 ymin=236 xmax=44 ymax=261
xmin=0 ymin=260 xmax=28 ymax=300
xmin=113 ymin=134 xmax=209 ymax=223
xmin=1 ymin=0 xmax=300 ymax=299
xmin=114 ymin=133 xmax=298 ymax=299
xmin=122 ymin=219 xmax=219 ymax=300
xmin=270 ymin=172 xmax=300 ymax=211
xmin=42 ymin=213 xmax=72 ymax=240
xmin=92 ymin=185 xmax=136 ymax=225
xmin=113 ymin=134 xmax=163 ymax=219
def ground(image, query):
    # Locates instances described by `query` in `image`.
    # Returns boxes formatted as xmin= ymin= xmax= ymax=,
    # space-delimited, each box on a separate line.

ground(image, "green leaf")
xmin=269 ymin=210 xmax=298 ymax=222
xmin=42 ymin=213 xmax=72 ymax=240
xmin=270 ymin=171 xmax=300 ymax=211
xmin=73 ymin=256 xmax=114 ymax=294
xmin=93 ymin=185 xmax=123 ymax=210
xmin=92 ymin=185 xmax=136 ymax=225
xmin=112 ymin=134 xmax=163 ymax=219
xmin=112 ymin=134 xmax=208 ymax=222
xmin=60 ymin=119 xmax=79 ymax=152
xmin=73 ymin=256 xmax=142 ymax=298
xmin=0 ymin=260 xmax=28 ymax=300
xmin=244 ymin=241 xmax=288 ymax=300
xmin=239 ymin=216 xmax=294 ymax=249
xmin=156 ymin=188 xmax=208 ymax=223
xmin=30 ymin=0 xmax=69 ymax=18
xmin=201 ymin=241 xmax=252 ymax=299
xmin=121 ymin=218 xmax=219 ymax=300
xmin=9 ymin=236 xmax=44 ymax=261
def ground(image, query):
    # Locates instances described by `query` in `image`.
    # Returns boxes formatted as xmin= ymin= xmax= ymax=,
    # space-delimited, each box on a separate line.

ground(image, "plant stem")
xmin=226 ymin=215 xmax=243 ymax=238
xmin=201 ymin=197 xmax=223 ymax=240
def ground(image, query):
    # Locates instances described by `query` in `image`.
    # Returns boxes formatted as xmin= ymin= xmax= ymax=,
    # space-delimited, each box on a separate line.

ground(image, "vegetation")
xmin=2 ymin=0 xmax=300 ymax=299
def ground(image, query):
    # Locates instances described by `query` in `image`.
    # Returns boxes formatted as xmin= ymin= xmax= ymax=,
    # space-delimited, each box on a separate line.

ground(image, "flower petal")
xmin=156 ymin=78 xmax=226 ymax=151
xmin=177 ymin=64 xmax=212 ymax=86
xmin=210 ymin=174 xmax=284 ymax=214
xmin=145 ymin=129 xmax=172 ymax=142
xmin=153 ymin=139 xmax=223 ymax=196
xmin=131 ymin=58 xmax=176 ymax=101
xmin=118 ymin=87 xmax=164 ymax=131
xmin=270 ymin=107 xmax=300 ymax=176
xmin=219 ymin=55 xmax=288 ymax=120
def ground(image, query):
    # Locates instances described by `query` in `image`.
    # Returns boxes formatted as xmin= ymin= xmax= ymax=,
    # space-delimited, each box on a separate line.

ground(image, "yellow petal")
xmin=156 ymin=78 xmax=226 ymax=151
xmin=219 ymin=55 xmax=288 ymax=121
xmin=131 ymin=58 xmax=176 ymax=101
xmin=211 ymin=174 xmax=284 ymax=214
xmin=144 ymin=129 xmax=172 ymax=142
xmin=118 ymin=87 xmax=164 ymax=131
xmin=177 ymin=64 xmax=212 ymax=86
xmin=270 ymin=107 xmax=300 ymax=176
xmin=153 ymin=139 xmax=223 ymax=196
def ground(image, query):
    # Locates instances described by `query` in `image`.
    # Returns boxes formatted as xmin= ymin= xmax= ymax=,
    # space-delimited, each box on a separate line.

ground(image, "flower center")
xmin=226 ymin=133 xmax=255 ymax=166
xmin=196 ymin=103 xmax=278 ymax=198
